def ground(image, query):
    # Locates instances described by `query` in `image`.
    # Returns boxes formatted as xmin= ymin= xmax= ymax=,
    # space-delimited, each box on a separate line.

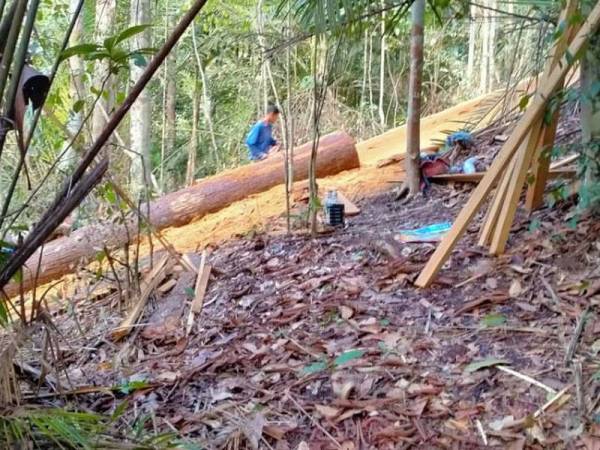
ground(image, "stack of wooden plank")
xmin=416 ymin=0 xmax=600 ymax=288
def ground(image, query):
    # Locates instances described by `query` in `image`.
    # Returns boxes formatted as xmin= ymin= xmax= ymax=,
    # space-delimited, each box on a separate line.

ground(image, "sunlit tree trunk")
xmin=162 ymin=8 xmax=177 ymax=190
xmin=378 ymin=0 xmax=386 ymax=128
xmin=192 ymin=22 xmax=220 ymax=169
xmin=129 ymin=0 xmax=153 ymax=195
xmin=466 ymin=4 xmax=477 ymax=86
xmin=186 ymin=78 xmax=200 ymax=186
xmin=479 ymin=0 xmax=490 ymax=94
xmin=488 ymin=0 xmax=497 ymax=90
xmin=92 ymin=0 xmax=116 ymax=142
xmin=400 ymin=0 xmax=425 ymax=199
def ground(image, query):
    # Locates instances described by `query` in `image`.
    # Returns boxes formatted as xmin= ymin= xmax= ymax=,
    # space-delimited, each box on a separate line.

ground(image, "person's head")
xmin=265 ymin=104 xmax=280 ymax=124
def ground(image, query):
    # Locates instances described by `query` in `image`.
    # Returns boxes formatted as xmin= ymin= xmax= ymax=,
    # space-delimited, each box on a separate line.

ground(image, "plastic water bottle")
xmin=324 ymin=190 xmax=345 ymax=227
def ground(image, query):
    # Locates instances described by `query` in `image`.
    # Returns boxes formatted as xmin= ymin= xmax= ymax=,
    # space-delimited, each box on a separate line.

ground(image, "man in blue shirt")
xmin=246 ymin=105 xmax=280 ymax=161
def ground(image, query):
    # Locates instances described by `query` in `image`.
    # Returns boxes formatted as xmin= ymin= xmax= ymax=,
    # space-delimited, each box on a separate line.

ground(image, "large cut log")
xmin=7 ymin=131 xmax=358 ymax=297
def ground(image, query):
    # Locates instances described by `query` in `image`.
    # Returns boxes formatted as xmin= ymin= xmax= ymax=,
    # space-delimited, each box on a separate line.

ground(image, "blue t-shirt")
xmin=246 ymin=121 xmax=276 ymax=160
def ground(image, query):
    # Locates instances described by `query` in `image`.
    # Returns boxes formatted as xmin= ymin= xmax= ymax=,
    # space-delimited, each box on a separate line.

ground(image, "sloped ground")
xmin=29 ymin=179 xmax=600 ymax=449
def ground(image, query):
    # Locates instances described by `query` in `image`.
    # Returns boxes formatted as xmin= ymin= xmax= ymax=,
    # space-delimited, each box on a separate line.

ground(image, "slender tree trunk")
xmin=361 ymin=29 xmax=368 ymax=110
xmin=285 ymin=0 xmax=294 ymax=232
xmin=399 ymin=0 xmax=425 ymax=199
xmin=129 ymin=0 xmax=153 ymax=196
xmin=488 ymin=0 xmax=497 ymax=91
xmin=92 ymin=0 xmax=116 ymax=142
xmin=467 ymin=4 xmax=477 ymax=86
xmin=580 ymin=0 xmax=600 ymax=212
xmin=186 ymin=78 xmax=200 ymax=186
xmin=192 ymin=22 xmax=220 ymax=169
xmin=164 ymin=46 xmax=177 ymax=188
xmin=378 ymin=0 xmax=386 ymax=128
xmin=480 ymin=0 xmax=490 ymax=94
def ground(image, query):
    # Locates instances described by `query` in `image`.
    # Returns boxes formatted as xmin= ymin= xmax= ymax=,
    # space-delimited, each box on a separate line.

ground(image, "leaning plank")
xmin=6 ymin=131 xmax=358 ymax=298
xmin=478 ymin=155 xmax=518 ymax=247
xmin=489 ymin=123 xmax=543 ymax=255
xmin=430 ymin=168 xmax=575 ymax=184
xmin=186 ymin=251 xmax=212 ymax=335
xmin=525 ymin=0 xmax=579 ymax=211
xmin=111 ymin=255 xmax=171 ymax=341
xmin=414 ymin=3 xmax=600 ymax=288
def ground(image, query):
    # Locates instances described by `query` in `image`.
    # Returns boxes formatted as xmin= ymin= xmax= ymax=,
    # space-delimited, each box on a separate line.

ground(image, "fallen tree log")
xmin=7 ymin=131 xmax=358 ymax=297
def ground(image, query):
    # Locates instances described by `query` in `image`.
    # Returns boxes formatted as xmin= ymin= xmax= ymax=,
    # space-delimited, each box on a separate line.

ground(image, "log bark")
xmin=7 ymin=131 xmax=358 ymax=297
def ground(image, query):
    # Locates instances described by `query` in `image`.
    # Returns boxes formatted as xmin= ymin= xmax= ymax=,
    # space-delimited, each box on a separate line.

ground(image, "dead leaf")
xmin=486 ymin=277 xmax=498 ymax=289
xmin=297 ymin=442 xmax=310 ymax=450
xmin=157 ymin=371 xmax=179 ymax=382
xmin=509 ymin=279 xmax=523 ymax=298
xmin=243 ymin=413 xmax=266 ymax=450
xmin=339 ymin=305 xmax=354 ymax=320
xmin=314 ymin=404 xmax=341 ymax=419
xmin=341 ymin=441 xmax=355 ymax=450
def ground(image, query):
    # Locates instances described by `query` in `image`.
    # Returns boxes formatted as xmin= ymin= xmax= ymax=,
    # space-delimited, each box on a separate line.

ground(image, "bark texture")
xmin=7 ymin=132 xmax=358 ymax=297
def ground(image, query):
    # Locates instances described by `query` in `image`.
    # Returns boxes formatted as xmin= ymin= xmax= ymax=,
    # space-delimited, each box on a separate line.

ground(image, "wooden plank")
xmin=414 ymin=2 xmax=600 ymax=288
xmin=430 ymin=168 xmax=575 ymax=184
xmin=525 ymin=0 xmax=579 ymax=211
xmin=478 ymin=155 xmax=518 ymax=247
xmin=336 ymin=191 xmax=360 ymax=216
xmin=186 ymin=251 xmax=212 ymax=334
xmin=111 ymin=255 xmax=171 ymax=341
xmin=489 ymin=123 xmax=543 ymax=255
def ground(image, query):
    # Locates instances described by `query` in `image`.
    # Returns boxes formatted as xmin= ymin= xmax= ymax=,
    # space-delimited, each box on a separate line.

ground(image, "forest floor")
xmin=20 ymin=102 xmax=600 ymax=449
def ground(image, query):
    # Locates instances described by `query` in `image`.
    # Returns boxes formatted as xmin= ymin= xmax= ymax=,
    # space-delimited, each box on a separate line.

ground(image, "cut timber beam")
xmin=111 ymin=255 xmax=171 ymax=341
xmin=335 ymin=191 xmax=360 ymax=216
xmin=415 ymin=2 xmax=600 ymax=288
xmin=429 ymin=168 xmax=576 ymax=184
xmin=525 ymin=0 xmax=579 ymax=212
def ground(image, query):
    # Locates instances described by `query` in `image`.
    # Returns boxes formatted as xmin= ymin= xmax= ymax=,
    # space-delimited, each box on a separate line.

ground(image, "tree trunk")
xmin=487 ymin=0 xmax=497 ymax=91
xmin=91 ymin=0 xmax=116 ymax=142
xmin=479 ymin=0 xmax=490 ymax=94
xmin=400 ymin=0 xmax=425 ymax=199
xmin=191 ymin=22 xmax=220 ymax=168
xmin=186 ymin=78 xmax=200 ymax=186
xmin=161 ymin=5 xmax=177 ymax=190
xmin=466 ymin=4 xmax=477 ymax=86
xmin=129 ymin=0 xmax=153 ymax=196
xmin=378 ymin=0 xmax=386 ymax=128
xmin=581 ymin=0 xmax=600 ymax=212
xmin=7 ymin=132 xmax=359 ymax=297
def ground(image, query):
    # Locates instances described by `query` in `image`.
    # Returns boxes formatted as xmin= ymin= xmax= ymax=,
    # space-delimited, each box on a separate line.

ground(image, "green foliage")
xmin=465 ymin=358 xmax=509 ymax=373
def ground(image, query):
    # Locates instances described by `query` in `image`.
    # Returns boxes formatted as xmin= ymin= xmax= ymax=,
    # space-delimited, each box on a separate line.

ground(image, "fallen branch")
xmin=111 ymin=255 xmax=171 ymax=341
xmin=565 ymin=307 xmax=589 ymax=365
xmin=186 ymin=251 xmax=212 ymax=335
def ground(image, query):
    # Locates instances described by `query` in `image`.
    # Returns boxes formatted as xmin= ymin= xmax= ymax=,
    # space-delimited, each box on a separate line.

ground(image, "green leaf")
xmin=73 ymin=99 xmax=85 ymax=113
xmin=480 ymin=313 xmax=506 ymax=328
xmin=131 ymin=52 xmax=147 ymax=68
xmin=111 ymin=400 xmax=129 ymax=421
xmin=184 ymin=287 xmax=195 ymax=298
xmin=465 ymin=358 xmax=509 ymax=373
xmin=334 ymin=349 xmax=364 ymax=366
xmin=302 ymin=361 xmax=327 ymax=374
xmin=518 ymin=94 xmax=531 ymax=111
xmin=117 ymin=380 xmax=150 ymax=395
xmin=95 ymin=250 xmax=107 ymax=264
xmin=0 ymin=301 xmax=8 ymax=327
xmin=114 ymin=24 xmax=152 ymax=47
xmin=59 ymin=43 xmax=99 ymax=62
xmin=529 ymin=218 xmax=541 ymax=232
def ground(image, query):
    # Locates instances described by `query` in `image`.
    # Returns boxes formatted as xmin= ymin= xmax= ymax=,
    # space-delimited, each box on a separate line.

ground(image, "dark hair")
xmin=267 ymin=104 xmax=280 ymax=115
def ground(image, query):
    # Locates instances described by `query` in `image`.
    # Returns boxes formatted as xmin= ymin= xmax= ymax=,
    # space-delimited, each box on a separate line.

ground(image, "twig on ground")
xmin=533 ymin=384 xmax=573 ymax=419
xmin=565 ymin=307 xmax=589 ymax=365
xmin=286 ymin=391 xmax=342 ymax=449
xmin=476 ymin=419 xmax=488 ymax=446
xmin=497 ymin=365 xmax=557 ymax=394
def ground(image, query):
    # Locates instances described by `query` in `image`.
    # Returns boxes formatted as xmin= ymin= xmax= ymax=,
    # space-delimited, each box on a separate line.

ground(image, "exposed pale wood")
xmin=478 ymin=155 xmax=517 ymax=247
xmin=550 ymin=153 xmax=579 ymax=169
xmin=525 ymin=0 xmax=579 ymax=211
xmin=335 ymin=191 xmax=360 ymax=216
xmin=186 ymin=251 xmax=212 ymax=334
xmin=430 ymin=168 xmax=575 ymax=184
xmin=415 ymin=3 xmax=600 ymax=287
xmin=111 ymin=255 xmax=171 ymax=341
xmin=6 ymin=132 xmax=358 ymax=298
xmin=489 ymin=123 xmax=543 ymax=255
